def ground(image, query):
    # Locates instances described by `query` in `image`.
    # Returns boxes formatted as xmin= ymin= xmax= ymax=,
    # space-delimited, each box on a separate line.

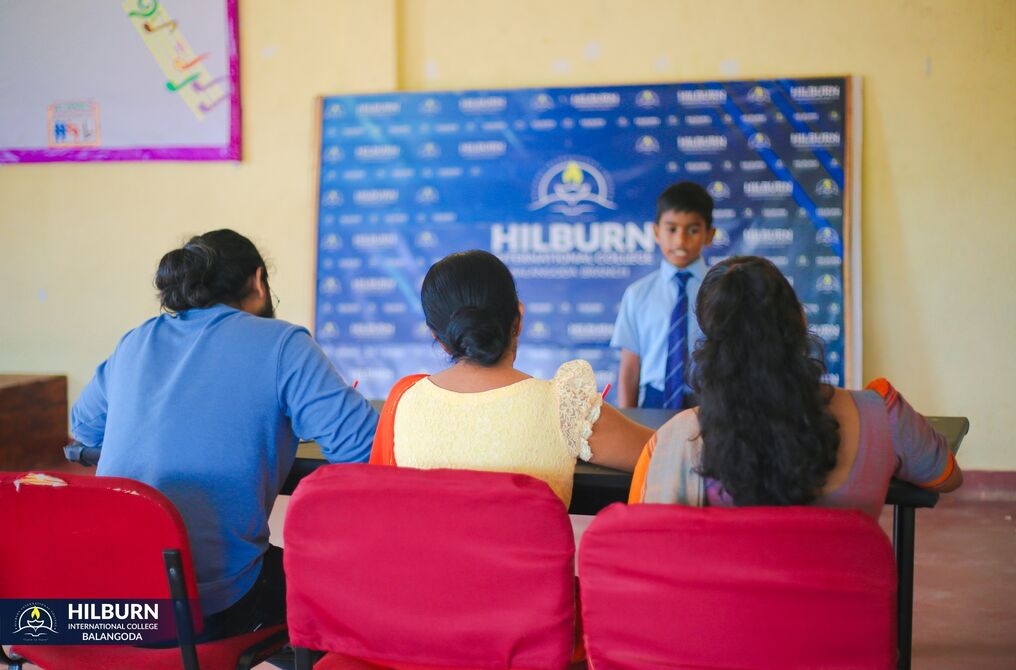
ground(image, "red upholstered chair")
xmin=578 ymin=503 xmax=897 ymax=670
xmin=283 ymin=463 xmax=577 ymax=670
xmin=0 ymin=471 xmax=287 ymax=670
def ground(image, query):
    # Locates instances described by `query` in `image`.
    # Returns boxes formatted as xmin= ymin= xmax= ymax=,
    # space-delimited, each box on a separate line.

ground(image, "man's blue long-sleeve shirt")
xmin=72 ymin=304 xmax=378 ymax=614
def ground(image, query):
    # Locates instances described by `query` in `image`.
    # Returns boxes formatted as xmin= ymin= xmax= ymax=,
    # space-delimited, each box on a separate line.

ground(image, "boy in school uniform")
xmin=611 ymin=182 xmax=715 ymax=409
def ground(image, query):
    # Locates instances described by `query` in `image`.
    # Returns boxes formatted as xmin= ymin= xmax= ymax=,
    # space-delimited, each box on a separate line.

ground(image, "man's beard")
xmin=259 ymin=279 xmax=276 ymax=318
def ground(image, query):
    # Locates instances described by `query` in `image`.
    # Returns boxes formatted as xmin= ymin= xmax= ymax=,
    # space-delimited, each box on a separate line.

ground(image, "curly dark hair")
xmin=691 ymin=256 xmax=839 ymax=506
xmin=155 ymin=229 xmax=269 ymax=314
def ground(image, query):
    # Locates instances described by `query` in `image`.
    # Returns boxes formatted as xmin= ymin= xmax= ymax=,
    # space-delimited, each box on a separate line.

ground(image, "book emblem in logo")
xmin=529 ymin=157 xmax=618 ymax=216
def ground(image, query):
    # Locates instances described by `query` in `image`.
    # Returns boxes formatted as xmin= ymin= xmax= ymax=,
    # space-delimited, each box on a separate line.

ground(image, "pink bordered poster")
xmin=0 ymin=0 xmax=240 ymax=163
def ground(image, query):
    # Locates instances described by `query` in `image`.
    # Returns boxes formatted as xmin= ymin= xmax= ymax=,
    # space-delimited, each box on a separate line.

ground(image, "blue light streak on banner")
xmin=315 ymin=77 xmax=850 ymax=401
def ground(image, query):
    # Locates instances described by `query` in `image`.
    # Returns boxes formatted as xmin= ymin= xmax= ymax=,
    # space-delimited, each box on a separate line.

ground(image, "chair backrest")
xmin=578 ymin=503 xmax=897 ymax=670
xmin=284 ymin=463 xmax=576 ymax=669
xmin=0 ymin=471 xmax=201 ymax=604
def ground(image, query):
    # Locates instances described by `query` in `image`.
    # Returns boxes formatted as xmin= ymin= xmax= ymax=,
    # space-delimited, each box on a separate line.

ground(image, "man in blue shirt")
xmin=72 ymin=229 xmax=378 ymax=640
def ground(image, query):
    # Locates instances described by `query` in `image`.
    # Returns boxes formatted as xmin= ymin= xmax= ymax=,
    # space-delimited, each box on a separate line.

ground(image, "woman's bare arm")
xmin=587 ymin=403 xmax=655 ymax=472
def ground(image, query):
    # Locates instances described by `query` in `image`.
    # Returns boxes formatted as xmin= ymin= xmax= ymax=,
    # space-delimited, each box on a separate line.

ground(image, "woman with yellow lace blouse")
xmin=371 ymin=250 xmax=653 ymax=507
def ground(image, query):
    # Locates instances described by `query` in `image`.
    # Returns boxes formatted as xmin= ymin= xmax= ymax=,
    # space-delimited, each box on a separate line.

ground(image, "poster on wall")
xmin=314 ymin=77 xmax=861 ymax=402
xmin=0 ymin=0 xmax=240 ymax=163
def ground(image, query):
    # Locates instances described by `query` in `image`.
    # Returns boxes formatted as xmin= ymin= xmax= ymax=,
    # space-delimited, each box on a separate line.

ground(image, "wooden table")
xmin=0 ymin=374 xmax=68 ymax=470
xmin=284 ymin=411 xmax=967 ymax=516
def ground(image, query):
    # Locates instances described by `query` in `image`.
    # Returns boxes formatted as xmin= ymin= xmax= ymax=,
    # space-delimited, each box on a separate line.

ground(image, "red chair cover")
xmin=0 ymin=471 xmax=285 ymax=670
xmin=0 ymin=471 xmax=199 ymax=601
xmin=578 ymin=503 xmax=897 ymax=670
xmin=284 ymin=464 xmax=576 ymax=669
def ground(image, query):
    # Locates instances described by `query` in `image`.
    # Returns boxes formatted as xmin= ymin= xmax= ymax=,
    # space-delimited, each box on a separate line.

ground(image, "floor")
xmin=903 ymin=497 xmax=1016 ymax=669
xmin=6 ymin=463 xmax=1015 ymax=668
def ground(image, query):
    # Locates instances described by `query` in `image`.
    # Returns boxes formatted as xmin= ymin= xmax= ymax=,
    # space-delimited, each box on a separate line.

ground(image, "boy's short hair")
xmin=656 ymin=181 xmax=714 ymax=227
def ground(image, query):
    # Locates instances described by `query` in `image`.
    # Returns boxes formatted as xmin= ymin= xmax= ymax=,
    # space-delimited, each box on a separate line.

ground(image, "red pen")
xmin=601 ymin=383 xmax=612 ymax=399
xmin=352 ymin=379 xmax=359 ymax=389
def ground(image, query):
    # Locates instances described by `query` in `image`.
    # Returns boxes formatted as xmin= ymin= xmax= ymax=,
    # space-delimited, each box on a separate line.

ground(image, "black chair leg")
xmin=294 ymin=646 xmax=316 ymax=670
xmin=893 ymin=504 xmax=916 ymax=670
xmin=1 ymin=645 xmax=25 ymax=669
xmin=236 ymin=627 xmax=290 ymax=669
xmin=164 ymin=549 xmax=201 ymax=670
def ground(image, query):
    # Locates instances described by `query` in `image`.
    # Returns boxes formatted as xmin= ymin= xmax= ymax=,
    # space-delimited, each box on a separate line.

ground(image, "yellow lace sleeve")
xmin=553 ymin=359 xmax=601 ymax=462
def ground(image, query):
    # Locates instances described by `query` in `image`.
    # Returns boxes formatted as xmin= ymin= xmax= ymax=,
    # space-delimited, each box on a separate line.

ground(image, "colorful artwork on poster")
xmin=0 ymin=0 xmax=240 ymax=162
xmin=47 ymin=102 xmax=101 ymax=148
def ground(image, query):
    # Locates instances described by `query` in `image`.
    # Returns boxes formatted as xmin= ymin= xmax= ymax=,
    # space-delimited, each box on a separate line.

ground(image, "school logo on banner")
xmin=747 ymin=132 xmax=772 ymax=150
xmin=529 ymin=157 xmax=618 ymax=216
xmin=531 ymin=93 xmax=555 ymax=111
xmin=815 ymin=178 xmax=840 ymax=196
xmin=635 ymin=90 xmax=660 ymax=108
xmin=635 ymin=136 xmax=660 ymax=154
xmin=419 ymin=98 xmax=441 ymax=114
xmin=415 ymin=186 xmax=440 ymax=204
xmin=711 ymin=227 xmax=731 ymax=247
xmin=707 ymin=180 xmax=731 ymax=200
xmin=816 ymin=227 xmax=841 ymax=246
xmin=746 ymin=85 xmax=771 ymax=104
xmin=816 ymin=274 xmax=843 ymax=293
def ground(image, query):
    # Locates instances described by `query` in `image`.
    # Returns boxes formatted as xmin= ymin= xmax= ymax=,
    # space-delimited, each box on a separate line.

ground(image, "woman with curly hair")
xmin=629 ymin=255 xmax=961 ymax=516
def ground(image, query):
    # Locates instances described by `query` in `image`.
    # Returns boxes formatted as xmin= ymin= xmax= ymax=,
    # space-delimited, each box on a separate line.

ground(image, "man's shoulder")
xmin=116 ymin=313 xmax=166 ymax=343
xmin=241 ymin=312 xmax=308 ymax=333
xmin=228 ymin=312 xmax=311 ymax=343
xmin=140 ymin=309 xmax=311 ymax=343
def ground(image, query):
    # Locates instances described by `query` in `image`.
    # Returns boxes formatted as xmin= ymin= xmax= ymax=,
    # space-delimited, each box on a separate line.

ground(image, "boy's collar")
xmin=659 ymin=256 xmax=708 ymax=280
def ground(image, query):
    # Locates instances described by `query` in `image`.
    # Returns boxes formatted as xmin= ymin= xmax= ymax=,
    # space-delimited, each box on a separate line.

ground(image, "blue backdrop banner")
xmin=315 ymin=77 xmax=855 ymax=402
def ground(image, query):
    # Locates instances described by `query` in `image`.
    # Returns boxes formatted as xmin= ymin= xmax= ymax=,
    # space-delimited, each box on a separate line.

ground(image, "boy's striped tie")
xmin=663 ymin=271 xmax=692 ymax=410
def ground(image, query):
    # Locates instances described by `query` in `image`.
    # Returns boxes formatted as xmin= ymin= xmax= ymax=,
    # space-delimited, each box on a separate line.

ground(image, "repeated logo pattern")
xmin=316 ymin=78 xmax=850 ymax=400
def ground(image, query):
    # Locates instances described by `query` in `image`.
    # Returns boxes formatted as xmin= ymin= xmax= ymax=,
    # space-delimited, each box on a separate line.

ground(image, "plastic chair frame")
xmin=0 ymin=472 xmax=288 ymax=670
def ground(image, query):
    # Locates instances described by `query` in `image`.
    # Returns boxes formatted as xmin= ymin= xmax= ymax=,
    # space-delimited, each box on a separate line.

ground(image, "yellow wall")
xmin=2 ymin=0 xmax=1013 ymax=469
